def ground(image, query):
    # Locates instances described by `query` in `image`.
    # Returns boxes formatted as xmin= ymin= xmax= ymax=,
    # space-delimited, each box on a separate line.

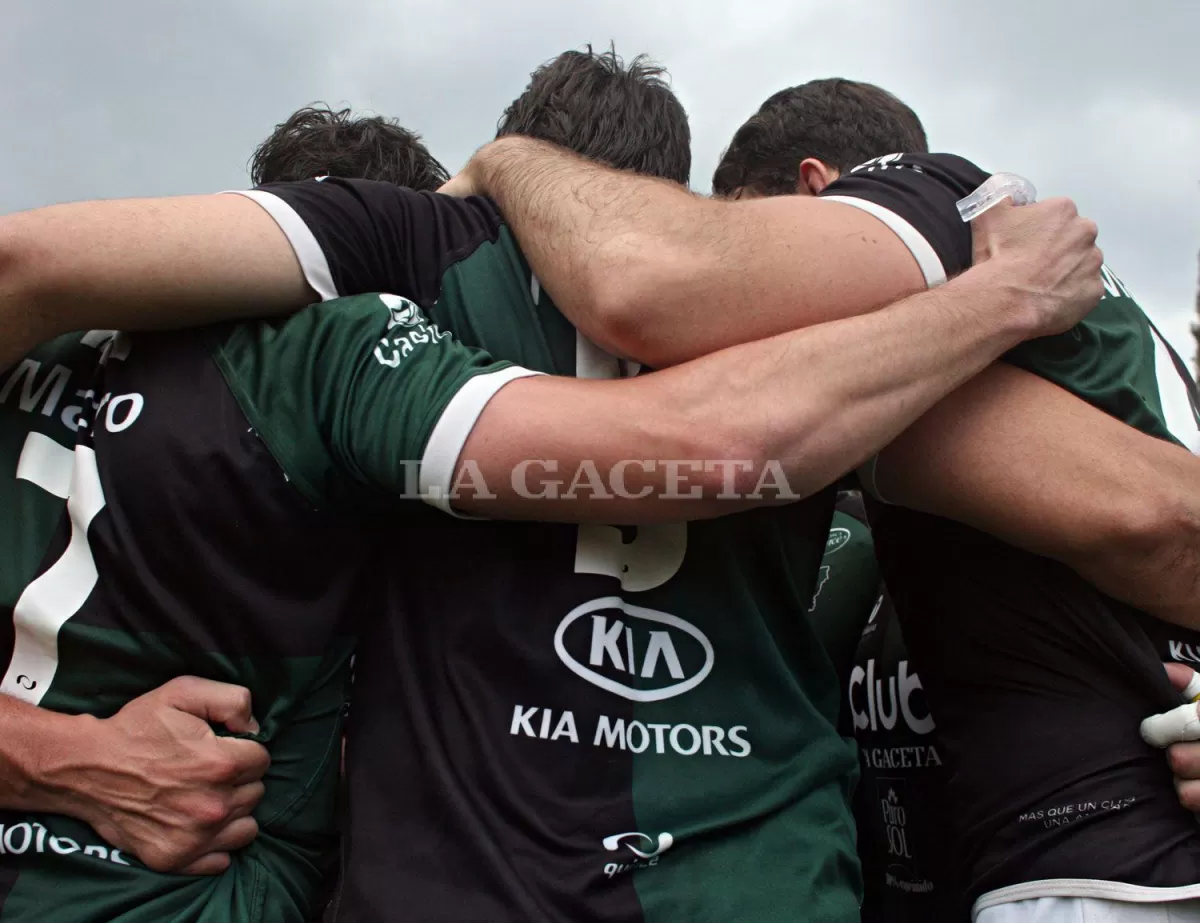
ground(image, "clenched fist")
xmin=45 ymin=677 xmax=271 ymax=875
xmin=971 ymin=196 xmax=1105 ymax=339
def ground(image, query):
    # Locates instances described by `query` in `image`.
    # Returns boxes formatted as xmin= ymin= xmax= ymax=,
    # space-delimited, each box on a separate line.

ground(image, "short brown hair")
xmin=497 ymin=45 xmax=691 ymax=185
xmin=712 ymin=79 xmax=927 ymax=197
xmin=250 ymin=105 xmax=449 ymax=190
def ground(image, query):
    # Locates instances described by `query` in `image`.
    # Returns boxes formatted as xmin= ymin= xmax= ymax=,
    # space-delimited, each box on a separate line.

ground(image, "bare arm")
xmin=0 ymin=195 xmax=310 ymax=369
xmin=0 ymin=679 xmax=270 ymax=874
xmin=465 ymin=137 xmax=928 ymax=366
xmin=451 ymin=258 xmax=1097 ymax=521
xmin=871 ymin=362 xmax=1200 ymax=629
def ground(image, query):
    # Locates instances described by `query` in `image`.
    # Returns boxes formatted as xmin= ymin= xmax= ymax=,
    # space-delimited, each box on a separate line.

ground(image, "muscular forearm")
xmin=0 ymin=196 xmax=309 ymax=369
xmin=470 ymin=137 xmax=924 ymax=367
xmin=458 ymin=262 xmax=1039 ymax=521
xmin=1063 ymin=440 xmax=1200 ymax=630
xmin=0 ymin=693 xmax=97 ymax=815
xmin=873 ymin=363 xmax=1200 ymax=630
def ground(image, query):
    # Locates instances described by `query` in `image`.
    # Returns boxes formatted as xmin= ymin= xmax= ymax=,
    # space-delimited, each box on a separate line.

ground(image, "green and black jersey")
xmin=837 ymin=155 xmax=1200 ymax=912
xmin=235 ymin=182 xmax=863 ymax=922
xmin=223 ymin=159 xmax=1104 ymax=922
xmin=0 ymin=296 xmax=529 ymax=922
xmin=807 ymin=493 xmax=882 ymax=709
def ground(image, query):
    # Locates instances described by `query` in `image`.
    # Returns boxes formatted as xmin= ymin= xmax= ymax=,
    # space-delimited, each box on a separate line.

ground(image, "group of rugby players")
xmin=3 ymin=43 xmax=1200 ymax=923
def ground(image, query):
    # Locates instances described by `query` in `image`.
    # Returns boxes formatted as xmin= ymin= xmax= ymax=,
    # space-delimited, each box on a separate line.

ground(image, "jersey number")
xmin=3 ymin=433 xmax=107 ymax=705
xmin=569 ymin=332 xmax=688 ymax=590
xmin=574 ymin=522 xmax=687 ymax=591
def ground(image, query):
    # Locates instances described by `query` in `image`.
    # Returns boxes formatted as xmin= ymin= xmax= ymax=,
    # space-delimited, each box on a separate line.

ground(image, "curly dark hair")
xmin=250 ymin=105 xmax=449 ymax=190
xmin=712 ymin=79 xmax=927 ymax=198
xmin=496 ymin=45 xmax=691 ymax=185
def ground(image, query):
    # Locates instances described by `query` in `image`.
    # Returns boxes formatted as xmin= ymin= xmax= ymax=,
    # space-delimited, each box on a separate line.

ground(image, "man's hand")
xmin=45 ymin=678 xmax=270 ymax=875
xmin=1142 ymin=663 xmax=1200 ymax=814
xmin=970 ymin=198 xmax=1104 ymax=338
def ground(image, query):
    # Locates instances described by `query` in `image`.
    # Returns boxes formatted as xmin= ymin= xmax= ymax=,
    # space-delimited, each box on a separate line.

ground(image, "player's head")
xmin=712 ymin=78 xmax=927 ymax=199
xmin=250 ymin=104 xmax=450 ymax=190
xmin=496 ymin=45 xmax=691 ymax=185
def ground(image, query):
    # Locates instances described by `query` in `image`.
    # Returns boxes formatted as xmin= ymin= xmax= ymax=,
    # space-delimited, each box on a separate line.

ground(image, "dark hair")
xmin=250 ymin=105 xmax=450 ymax=190
xmin=496 ymin=45 xmax=691 ymax=185
xmin=712 ymin=79 xmax=928 ymax=197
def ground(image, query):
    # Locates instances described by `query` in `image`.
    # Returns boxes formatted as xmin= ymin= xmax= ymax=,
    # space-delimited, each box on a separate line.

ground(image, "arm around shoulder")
xmin=871 ymin=362 xmax=1200 ymax=630
xmin=0 ymin=194 xmax=311 ymax=368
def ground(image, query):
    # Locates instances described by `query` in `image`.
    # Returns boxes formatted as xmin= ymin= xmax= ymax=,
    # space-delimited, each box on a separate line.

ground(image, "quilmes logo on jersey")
xmin=603 ymin=831 xmax=674 ymax=859
xmin=554 ymin=597 xmax=714 ymax=702
xmin=602 ymin=831 xmax=673 ymax=879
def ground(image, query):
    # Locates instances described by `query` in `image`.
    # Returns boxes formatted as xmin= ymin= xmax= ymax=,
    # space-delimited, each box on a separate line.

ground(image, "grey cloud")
xmin=2 ymin=0 xmax=1197 ymax=438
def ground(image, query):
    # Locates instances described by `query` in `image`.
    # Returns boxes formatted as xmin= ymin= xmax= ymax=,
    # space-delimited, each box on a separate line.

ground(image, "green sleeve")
xmin=808 ymin=510 xmax=881 ymax=688
xmin=1003 ymin=266 xmax=1181 ymax=446
xmin=212 ymin=292 xmax=540 ymax=510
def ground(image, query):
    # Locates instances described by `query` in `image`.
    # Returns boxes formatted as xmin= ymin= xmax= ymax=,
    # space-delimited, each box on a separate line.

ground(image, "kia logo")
xmin=554 ymin=597 xmax=713 ymax=702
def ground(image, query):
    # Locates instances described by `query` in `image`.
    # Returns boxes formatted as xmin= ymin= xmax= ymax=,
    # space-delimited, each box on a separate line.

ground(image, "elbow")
xmin=582 ymin=236 xmax=701 ymax=369
xmin=1086 ymin=489 xmax=1200 ymax=586
xmin=683 ymin=417 xmax=815 ymax=506
xmin=581 ymin=259 xmax=658 ymax=363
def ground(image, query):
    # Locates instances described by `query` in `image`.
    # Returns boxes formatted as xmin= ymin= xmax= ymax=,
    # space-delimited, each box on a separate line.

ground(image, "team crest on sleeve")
xmin=380 ymin=293 xmax=423 ymax=328
xmin=824 ymin=527 xmax=851 ymax=555
xmin=374 ymin=294 xmax=451 ymax=367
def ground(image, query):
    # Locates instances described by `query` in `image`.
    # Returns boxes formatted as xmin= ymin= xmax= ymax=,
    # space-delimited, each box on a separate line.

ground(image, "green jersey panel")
xmin=808 ymin=503 xmax=883 ymax=695
xmin=211 ymin=292 xmax=530 ymax=512
xmin=1006 ymin=269 xmax=1180 ymax=445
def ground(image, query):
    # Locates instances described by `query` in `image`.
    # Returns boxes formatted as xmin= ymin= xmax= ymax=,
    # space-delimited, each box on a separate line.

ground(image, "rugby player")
xmin=248 ymin=104 xmax=451 ymax=188
xmin=711 ymin=80 xmax=1200 ymax=921
xmin=0 ymin=48 xmax=1105 ymax=922
xmin=0 ymin=108 xmax=446 ymax=912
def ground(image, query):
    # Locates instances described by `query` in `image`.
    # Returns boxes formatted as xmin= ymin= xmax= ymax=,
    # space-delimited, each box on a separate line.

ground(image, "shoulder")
xmin=224 ymin=178 xmax=509 ymax=304
xmin=820 ymin=153 xmax=992 ymax=283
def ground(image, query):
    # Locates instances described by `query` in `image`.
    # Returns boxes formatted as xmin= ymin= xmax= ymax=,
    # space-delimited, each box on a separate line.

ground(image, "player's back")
xmin=868 ymin=274 xmax=1200 ymax=911
xmin=0 ymin=329 xmax=366 ymax=922
xmin=332 ymin=224 xmax=862 ymax=922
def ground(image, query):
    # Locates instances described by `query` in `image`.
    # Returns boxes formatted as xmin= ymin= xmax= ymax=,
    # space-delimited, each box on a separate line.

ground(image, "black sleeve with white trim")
xmin=227 ymin=179 xmax=506 ymax=306
xmin=818 ymin=153 xmax=991 ymax=285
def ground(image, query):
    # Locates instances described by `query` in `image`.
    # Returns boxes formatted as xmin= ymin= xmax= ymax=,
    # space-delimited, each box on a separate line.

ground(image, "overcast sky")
xmin=3 ymin=0 xmax=1197 ymax=441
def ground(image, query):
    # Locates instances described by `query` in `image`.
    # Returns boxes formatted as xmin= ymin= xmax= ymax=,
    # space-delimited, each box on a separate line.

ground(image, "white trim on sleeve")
xmin=419 ymin=366 xmax=545 ymax=518
xmin=222 ymin=189 xmax=339 ymax=302
xmin=821 ymin=194 xmax=947 ymax=288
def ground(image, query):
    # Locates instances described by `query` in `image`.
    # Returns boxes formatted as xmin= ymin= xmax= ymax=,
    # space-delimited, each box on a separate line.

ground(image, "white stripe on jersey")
xmin=821 ymin=195 xmax=948 ymax=288
xmin=4 ymin=440 xmax=106 ymax=706
xmin=419 ymin=366 xmax=545 ymax=518
xmin=224 ymin=189 xmax=339 ymax=302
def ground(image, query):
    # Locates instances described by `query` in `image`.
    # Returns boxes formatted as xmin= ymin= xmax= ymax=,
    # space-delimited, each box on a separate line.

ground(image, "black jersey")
xmin=809 ymin=494 xmax=967 ymax=922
